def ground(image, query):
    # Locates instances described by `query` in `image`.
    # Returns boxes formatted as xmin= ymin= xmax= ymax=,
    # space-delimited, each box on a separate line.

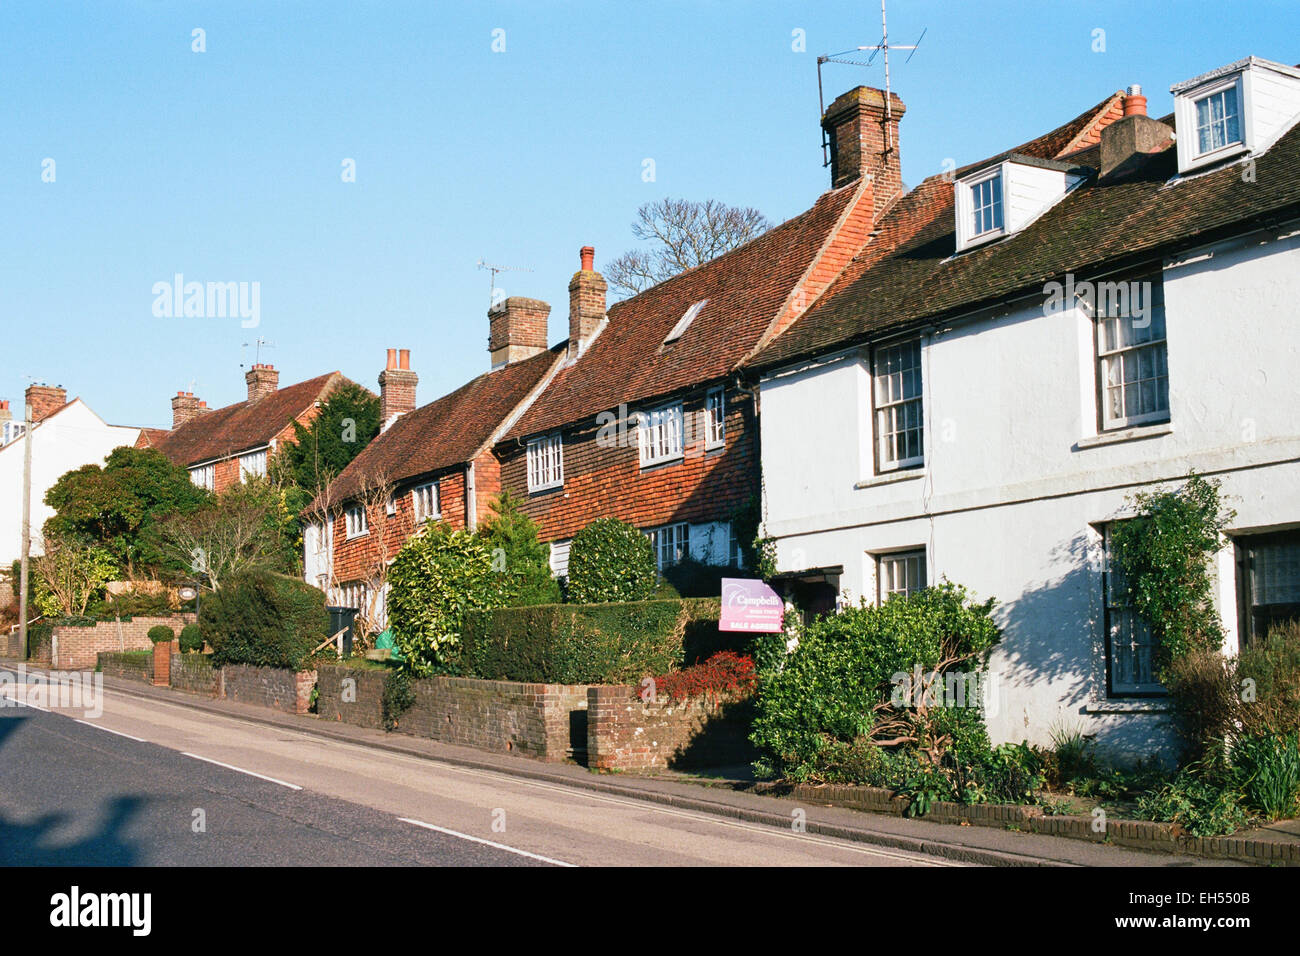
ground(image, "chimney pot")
xmin=580 ymin=246 xmax=595 ymax=272
xmin=1124 ymin=85 xmax=1148 ymax=117
xmin=399 ymin=348 xmax=410 ymax=370
xmin=386 ymin=348 xmax=397 ymax=370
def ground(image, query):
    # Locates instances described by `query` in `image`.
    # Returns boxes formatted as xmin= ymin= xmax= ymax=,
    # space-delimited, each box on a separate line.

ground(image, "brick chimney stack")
xmin=245 ymin=363 xmax=279 ymax=403
xmin=1101 ymin=85 xmax=1173 ymax=178
xmin=25 ymin=384 xmax=67 ymax=422
xmin=568 ymin=246 xmax=606 ymax=361
xmin=0 ymin=400 xmax=10 ymax=424
xmin=378 ymin=348 xmax=418 ymax=427
xmin=489 ymin=297 xmax=550 ymax=368
xmin=171 ymin=391 xmax=206 ymax=429
xmin=821 ymin=86 xmax=906 ymax=218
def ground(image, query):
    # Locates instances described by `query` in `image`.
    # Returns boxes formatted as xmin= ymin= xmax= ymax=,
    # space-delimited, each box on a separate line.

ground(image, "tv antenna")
xmin=240 ymin=338 xmax=276 ymax=367
xmin=817 ymin=0 xmax=925 ymax=166
xmin=476 ymin=259 xmax=533 ymax=310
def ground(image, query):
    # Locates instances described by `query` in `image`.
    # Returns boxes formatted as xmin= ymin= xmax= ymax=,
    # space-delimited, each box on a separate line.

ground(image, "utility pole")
xmin=18 ymin=401 xmax=33 ymax=660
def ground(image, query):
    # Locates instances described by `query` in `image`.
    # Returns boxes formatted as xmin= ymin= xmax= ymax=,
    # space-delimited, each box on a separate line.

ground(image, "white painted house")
xmin=750 ymin=57 xmax=1300 ymax=763
xmin=0 ymin=387 xmax=143 ymax=566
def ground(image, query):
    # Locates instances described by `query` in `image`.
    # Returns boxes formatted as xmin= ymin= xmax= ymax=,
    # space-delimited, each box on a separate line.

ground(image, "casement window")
xmin=412 ymin=481 xmax=439 ymax=522
xmin=345 ymin=504 xmax=368 ymax=539
xmin=1096 ymin=275 xmax=1169 ymax=430
xmin=877 ymin=549 xmax=927 ymax=602
xmin=240 ymin=448 xmax=267 ymax=482
xmin=1193 ymin=83 xmax=1243 ymax=158
xmin=1236 ymin=530 xmax=1300 ymax=647
xmin=339 ymin=581 xmax=367 ymax=611
xmin=638 ymin=403 xmax=684 ymax=467
xmin=527 ymin=433 xmax=564 ymax=492
xmin=385 ymin=494 xmax=397 ymax=517
xmin=873 ymin=339 xmax=924 ymax=471
xmin=190 ymin=464 xmax=215 ymax=491
xmin=1103 ymin=525 xmax=1164 ymax=696
xmin=646 ymin=522 xmax=689 ymax=572
xmin=705 ymin=388 xmax=726 ymax=449
xmin=970 ymin=172 xmax=1004 ymax=237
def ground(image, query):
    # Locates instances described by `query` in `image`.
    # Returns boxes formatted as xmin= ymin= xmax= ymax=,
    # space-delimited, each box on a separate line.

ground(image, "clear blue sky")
xmin=3 ymin=1 xmax=1296 ymax=428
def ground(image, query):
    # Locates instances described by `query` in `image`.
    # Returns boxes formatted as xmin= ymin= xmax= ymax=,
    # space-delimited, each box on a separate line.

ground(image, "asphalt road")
xmin=0 ymin=671 xmax=949 ymax=867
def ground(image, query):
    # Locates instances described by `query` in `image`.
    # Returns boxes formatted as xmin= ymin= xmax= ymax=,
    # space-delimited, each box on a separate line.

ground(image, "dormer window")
xmin=970 ymin=172 xmax=1004 ymax=237
xmin=1172 ymin=57 xmax=1300 ymax=174
xmin=954 ymin=156 xmax=1086 ymax=252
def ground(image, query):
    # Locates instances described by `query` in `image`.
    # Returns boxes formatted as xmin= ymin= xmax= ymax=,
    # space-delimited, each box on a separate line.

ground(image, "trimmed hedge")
xmin=147 ymin=624 xmax=174 ymax=644
xmin=566 ymin=517 xmax=657 ymax=603
xmin=199 ymin=570 xmax=328 ymax=671
xmin=461 ymin=597 xmax=723 ymax=684
xmin=179 ymin=623 xmax=203 ymax=653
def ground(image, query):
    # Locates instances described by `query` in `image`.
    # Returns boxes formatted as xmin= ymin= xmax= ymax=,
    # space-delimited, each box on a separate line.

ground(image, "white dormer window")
xmin=664 ymin=300 xmax=708 ymax=344
xmin=1172 ymin=58 xmax=1300 ymax=174
xmin=954 ymin=157 xmax=1085 ymax=252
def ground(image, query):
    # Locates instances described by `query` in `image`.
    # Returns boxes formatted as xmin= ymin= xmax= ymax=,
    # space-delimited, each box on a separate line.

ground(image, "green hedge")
xmin=199 ymin=570 xmax=328 ymax=671
xmin=461 ymin=597 xmax=723 ymax=684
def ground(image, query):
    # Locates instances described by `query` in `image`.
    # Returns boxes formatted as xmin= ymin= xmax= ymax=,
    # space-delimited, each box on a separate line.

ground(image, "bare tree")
xmin=153 ymin=485 xmax=282 ymax=592
xmin=349 ymin=471 xmax=398 ymax=645
xmin=605 ymin=197 xmax=772 ymax=298
xmin=32 ymin=533 xmax=117 ymax=617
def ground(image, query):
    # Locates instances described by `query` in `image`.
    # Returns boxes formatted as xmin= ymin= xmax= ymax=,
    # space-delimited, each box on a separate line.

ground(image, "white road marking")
xmin=74 ymin=719 xmax=146 ymax=742
xmin=398 ymin=817 xmax=577 ymax=867
xmin=180 ymin=752 xmax=303 ymax=790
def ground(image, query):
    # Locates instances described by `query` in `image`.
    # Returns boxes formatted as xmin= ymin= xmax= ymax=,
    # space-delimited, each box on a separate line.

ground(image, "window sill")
xmin=1075 ymin=421 xmax=1172 ymax=450
xmin=528 ymin=483 xmax=563 ymax=494
xmin=855 ymin=468 xmax=926 ymax=490
xmin=640 ymin=455 xmax=684 ymax=471
xmin=1084 ymin=699 xmax=1170 ymax=715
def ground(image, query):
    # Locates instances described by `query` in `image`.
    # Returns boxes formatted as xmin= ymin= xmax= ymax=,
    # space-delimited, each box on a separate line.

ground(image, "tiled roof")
xmin=134 ymin=428 xmax=170 ymax=449
xmin=154 ymin=372 xmax=347 ymax=467
xmin=321 ymin=345 xmax=564 ymax=506
xmin=505 ymin=182 xmax=866 ymax=439
xmin=751 ymin=112 xmax=1300 ymax=370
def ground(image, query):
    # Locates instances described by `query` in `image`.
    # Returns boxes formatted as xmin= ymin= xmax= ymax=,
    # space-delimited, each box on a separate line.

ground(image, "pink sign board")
xmin=719 ymin=578 xmax=784 ymax=633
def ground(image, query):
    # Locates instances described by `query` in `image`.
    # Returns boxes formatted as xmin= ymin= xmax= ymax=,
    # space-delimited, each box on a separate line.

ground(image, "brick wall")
xmin=98 ymin=651 xmax=153 ymax=683
xmin=171 ymin=653 xmax=219 ymax=696
xmin=586 ymin=685 xmax=755 ymax=771
xmin=222 ymin=663 xmax=316 ymax=715
xmin=499 ymin=386 xmax=757 ymax=542
xmin=44 ymin=615 xmax=195 ymax=670
xmin=315 ymin=664 xmax=385 ymax=729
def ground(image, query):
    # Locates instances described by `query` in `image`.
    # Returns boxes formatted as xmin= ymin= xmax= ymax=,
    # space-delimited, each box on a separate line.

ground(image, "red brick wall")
xmin=586 ymin=685 xmax=755 ymax=771
xmin=42 ymin=615 xmax=195 ymax=670
xmin=498 ymin=385 xmax=757 ymax=542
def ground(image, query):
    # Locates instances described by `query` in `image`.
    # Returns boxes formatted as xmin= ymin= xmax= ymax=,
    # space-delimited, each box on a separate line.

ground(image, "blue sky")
xmin=3 ymin=1 xmax=1297 ymax=428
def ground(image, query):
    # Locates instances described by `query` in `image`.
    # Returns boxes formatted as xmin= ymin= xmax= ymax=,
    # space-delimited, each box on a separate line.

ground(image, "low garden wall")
xmin=222 ymin=663 xmax=316 ymax=715
xmin=586 ymin=686 xmax=756 ymax=771
xmin=171 ymin=653 xmax=220 ymax=696
xmin=38 ymin=615 xmax=195 ymax=670
xmin=98 ymin=651 xmax=153 ymax=684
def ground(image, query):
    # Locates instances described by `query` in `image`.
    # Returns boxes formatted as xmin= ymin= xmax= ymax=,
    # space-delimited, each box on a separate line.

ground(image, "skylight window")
xmin=664 ymin=300 xmax=708 ymax=344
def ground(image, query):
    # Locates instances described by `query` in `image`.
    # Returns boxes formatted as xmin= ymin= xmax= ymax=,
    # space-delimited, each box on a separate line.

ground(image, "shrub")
xmin=1136 ymin=769 xmax=1249 ymax=836
xmin=1165 ymin=648 xmax=1241 ymax=765
xmin=381 ymin=669 xmax=416 ymax=731
xmin=644 ymin=651 xmax=757 ymax=701
xmin=461 ymin=598 xmax=719 ymax=684
xmin=91 ymin=588 xmax=174 ymax=620
xmin=1238 ymin=620 xmax=1300 ymax=738
xmin=199 ymin=570 xmax=328 ymax=670
xmin=476 ymin=491 xmax=561 ymax=606
xmin=179 ymin=623 xmax=203 ymax=653
xmin=750 ymin=582 xmax=1000 ymax=783
xmin=659 ymin=558 xmax=744 ymax=599
xmin=147 ymin=625 xmax=174 ymax=645
xmin=566 ymin=518 xmax=657 ymax=604
xmin=386 ymin=522 xmax=503 ymax=676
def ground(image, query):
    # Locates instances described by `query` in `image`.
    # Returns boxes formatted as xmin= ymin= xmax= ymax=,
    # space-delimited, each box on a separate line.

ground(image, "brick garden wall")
xmin=222 ymin=664 xmax=316 ymax=715
xmin=44 ymin=615 xmax=195 ymax=670
xmin=98 ymin=651 xmax=153 ymax=684
xmin=586 ymin=685 xmax=756 ymax=771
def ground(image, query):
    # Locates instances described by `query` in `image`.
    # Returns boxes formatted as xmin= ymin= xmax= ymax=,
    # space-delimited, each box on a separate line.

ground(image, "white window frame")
xmin=190 ymin=463 xmax=215 ymax=491
xmin=345 ymin=503 xmax=368 ymax=539
xmin=872 ymin=338 xmax=925 ymax=472
xmin=969 ymin=170 xmax=1004 ymax=238
xmin=1095 ymin=274 xmax=1170 ymax=431
xmin=1103 ymin=525 xmax=1165 ymax=697
xmin=1175 ymin=72 xmax=1252 ymax=173
xmin=339 ymin=581 xmax=367 ymax=611
xmin=638 ymin=402 xmax=684 ymax=467
xmin=412 ymin=481 xmax=439 ymax=522
xmin=526 ymin=433 xmax=564 ymax=492
xmin=239 ymin=448 xmax=268 ymax=482
xmin=877 ymin=549 xmax=927 ymax=602
xmin=646 ymin=522 xmax=690 ymax=572
xmin=704 ymin=388 xmax=726 ymax=450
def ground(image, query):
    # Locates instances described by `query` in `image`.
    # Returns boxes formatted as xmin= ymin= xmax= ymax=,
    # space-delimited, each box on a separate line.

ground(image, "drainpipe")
xmin=466 ymin=461 xmax=477 ymax=531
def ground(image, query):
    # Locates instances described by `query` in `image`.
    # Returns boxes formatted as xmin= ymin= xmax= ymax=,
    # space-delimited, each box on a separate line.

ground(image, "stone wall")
xmin=315 ymin=665 xmax=385 ymax=730
xmin=222 ymin=663 xmax=315 ymax=715
xmin=171 ymin=653 xmax=220 ymax=696
xmin=98 ymin=651 xmax=153 ymax=684
xmin=586 ymin=686 xmax=755 ymax=771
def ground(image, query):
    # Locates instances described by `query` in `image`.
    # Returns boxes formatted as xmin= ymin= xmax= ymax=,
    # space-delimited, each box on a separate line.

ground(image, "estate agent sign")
xmin=719 ymin=578 xmax=784 ymax=633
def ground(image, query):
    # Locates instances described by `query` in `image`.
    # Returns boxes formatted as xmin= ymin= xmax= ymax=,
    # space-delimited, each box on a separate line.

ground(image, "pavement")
xmin=0 ymin=663 xmax=1240 ymax=867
